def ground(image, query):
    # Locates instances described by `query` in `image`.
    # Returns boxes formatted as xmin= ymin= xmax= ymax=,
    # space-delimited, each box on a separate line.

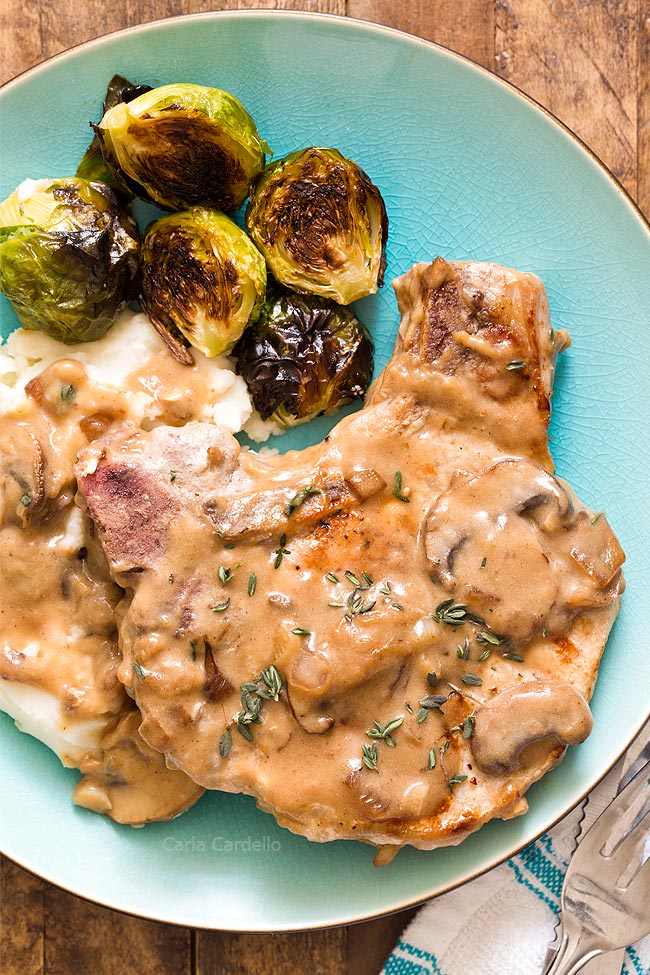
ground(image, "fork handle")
xmin=544 ymin=932 xmax=602 ymax=975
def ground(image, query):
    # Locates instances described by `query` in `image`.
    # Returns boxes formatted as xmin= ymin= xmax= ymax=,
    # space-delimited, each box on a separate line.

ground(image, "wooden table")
xmin=1 ymin=2 xmax=648 ymax=972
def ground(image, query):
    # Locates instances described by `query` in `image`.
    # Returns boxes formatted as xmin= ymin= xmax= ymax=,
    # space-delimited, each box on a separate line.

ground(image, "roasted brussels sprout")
xmin=96 ymin=83 xmax=271 ymax=212
xmin=140 ymin=208 xmax=267 ymax=361
xmin=233 ymin=287 xmax=374 ymax=427
xmin=245 ymin=147 xmax=388 ymax=305
xmin=77 ymin=74 xmax=153 ymax=192
xmin=0 ymin=177 xmax=139 ymax=343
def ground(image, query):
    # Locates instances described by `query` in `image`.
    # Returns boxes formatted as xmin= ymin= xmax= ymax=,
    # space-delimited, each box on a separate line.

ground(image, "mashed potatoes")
xmin=0 ymin=310 xmax=262 ymax=792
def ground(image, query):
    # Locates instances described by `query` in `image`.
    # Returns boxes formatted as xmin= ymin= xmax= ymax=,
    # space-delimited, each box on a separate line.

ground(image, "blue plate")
xmin=1 ymin=11 xmax=649 ymax=931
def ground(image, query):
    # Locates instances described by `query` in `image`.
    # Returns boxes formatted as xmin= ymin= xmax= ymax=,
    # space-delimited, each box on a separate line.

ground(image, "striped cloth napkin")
xmin=379 ymin=765 xmax=650 ymax=975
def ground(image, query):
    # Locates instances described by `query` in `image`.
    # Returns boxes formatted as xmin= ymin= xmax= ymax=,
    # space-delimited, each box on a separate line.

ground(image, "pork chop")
xmin=77 ymin=258 xmax=624 ymax=859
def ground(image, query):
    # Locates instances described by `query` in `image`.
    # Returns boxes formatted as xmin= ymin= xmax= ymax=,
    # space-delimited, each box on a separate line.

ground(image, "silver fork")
xmin=545 ymin=757 xmax=650 ymax=975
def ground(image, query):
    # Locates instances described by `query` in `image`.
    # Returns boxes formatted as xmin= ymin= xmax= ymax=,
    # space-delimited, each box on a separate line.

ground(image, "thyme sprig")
xmin=232 ymin=665 xmax=284 ymax=741
xmin=345 ymin=589 xmax=376 ymax=619
xmin=366 ymin=716 xmax=404 ymax=748
xmin=273 ymin=534 xmax=290 ymax=569
xmin=218 ymin=565 xmax=234 ymax=585
xmin=284 ymin=485 xmax=320 ymax=516
xmin=361 ymin=742 xmax=379 ymax=772
xmin=433 ymin=598 xmax=485 ymax=627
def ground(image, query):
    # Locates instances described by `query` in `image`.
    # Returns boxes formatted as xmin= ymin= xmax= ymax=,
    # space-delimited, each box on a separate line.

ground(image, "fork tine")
xmin=609 ymin=804 xmax=650 ymax=879
xmin=629 ymin=854 xmax=650 ymax=901
xmin=577 ymin=758 xmax=650 ymax=860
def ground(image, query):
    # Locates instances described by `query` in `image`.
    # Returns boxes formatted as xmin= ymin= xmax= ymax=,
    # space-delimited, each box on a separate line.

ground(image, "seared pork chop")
xmin=77 ymin=258 xmax=624 ymax=859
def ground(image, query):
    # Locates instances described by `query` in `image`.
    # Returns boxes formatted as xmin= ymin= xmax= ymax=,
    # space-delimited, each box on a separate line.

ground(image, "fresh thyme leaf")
xmin=379 ymin=581 xmax=392 ymax=595
xmin=591 ymin=511 xmax=603 ymax=524
xmin=419 ymin=694 xmax=448 ymax=709
xmin=462 ymin=714 xmax=475 ymax=739
xmin=448 ymin=774 xmax=468 ymax=789
xmin=405 ymin=702 xmax=413 ymax=714
xmin=427 ymin=671 xmax=439 ymax=688
xmin=392 ymin=603 xmax=404 ymax=611
xmin=478 ymin=647 xmax=492 ymax=662
xmin=169 ymin=470 xmax=177 ymax=482
xmin=440 ymin=738 xmax=451 ymax=754
xmin=457 ymin=638 xmax=470 ymax=660
xmin=328 ymin=602 xmax=344 ymax=608
xmin=20 ymin=494 xmax=31 ymax=507
xmin=292 ymin=627 xmax=311 ymax=636
xmin=248 ymin=573 xmax=257 ymax=597
xmin=461 ymin=673 xmax=483 ymax=686
xmin=427 ymin=747 xmax=437 ymax=770
xmin=480 ymin=556 xmax=487 ymax=568
xmin=361 ymin=742 xmax=379 ymax=772
xmin=218 ymin=565 xmax=233 ymax=585
xmin=219 ymin=727 xmax=232 ymax=758
xmin=132 ymin=661 xmax=146 ymax=680
xmin=325 ymin=572 xmax=340 ymax=584
xmin=273 ymin=534 xmax=290 ymax=569
xmin=477 ymin=630 xmax=506 ymax=646
xmin=417 ymin=708 xmax=428 ymax=724
xmin=284 ymin=485 xmax=321 ymax=516
xmin=234 ymin=718 xmax=254 ymax=742
xmin=505 ymin=359 xmax=526 ymax=371
xmin=224 ymin=542 xmax=235 ymax=550
xmin=345 ymin=570 xmax=362 ymax=588
xmin=393 ymin=470 xmax=411 ymax=502
xmin=502 ymin=652 xmax=524 ymax=663
xmin=211 ymin=598 xmax=230 ymax=612
xmin=189 ymin=639 xmax=197 ymax=661
xmin=60 ymin=383 xmax=75 ymax=402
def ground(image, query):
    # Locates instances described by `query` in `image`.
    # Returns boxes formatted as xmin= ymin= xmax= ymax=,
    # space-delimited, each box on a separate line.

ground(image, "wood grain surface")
xmin=1 ymin=2 xmax=648 ymax=973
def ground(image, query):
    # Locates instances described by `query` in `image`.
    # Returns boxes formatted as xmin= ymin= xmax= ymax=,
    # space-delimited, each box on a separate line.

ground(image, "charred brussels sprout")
xmin=77 ymin=74 xmax=153 ymax=192
xmin=245 ymin=147 xmax=388 ymax=304
xmin=233 ymin=288 xmax=374 ymax=427
xmin=0 ymin=178 xmax=139 ymax=343
xmin=96 ymin=83 xmax=271 ymax=212
xmin=140 ymin=209 xmax=267 ymax=361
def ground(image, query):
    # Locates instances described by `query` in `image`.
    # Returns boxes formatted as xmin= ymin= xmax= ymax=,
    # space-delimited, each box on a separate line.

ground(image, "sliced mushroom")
xmin=424 ymin=458 xmax=625 ymax=645
xmin=286 ymin=646 xmax=334 ymax=734
xmin=470 ymin=679 xmax=593 ymax=774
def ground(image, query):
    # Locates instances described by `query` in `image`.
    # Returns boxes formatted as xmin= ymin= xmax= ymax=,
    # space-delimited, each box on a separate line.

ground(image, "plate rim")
xmin=1 ymin=7 xmax=648 ymax=933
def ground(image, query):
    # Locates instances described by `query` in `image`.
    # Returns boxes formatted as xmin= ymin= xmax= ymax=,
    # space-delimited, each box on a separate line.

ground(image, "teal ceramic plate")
xmin=1 ymin=11 xmax=649 ymax=931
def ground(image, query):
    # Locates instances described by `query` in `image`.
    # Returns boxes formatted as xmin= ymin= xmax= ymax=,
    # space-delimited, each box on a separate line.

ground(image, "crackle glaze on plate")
xmin=1 ymin=11 xmax=649 ymax=932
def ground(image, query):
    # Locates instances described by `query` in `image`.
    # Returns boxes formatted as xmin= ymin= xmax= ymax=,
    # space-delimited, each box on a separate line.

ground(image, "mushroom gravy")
xmin=74 ymin=259 xmax=624 ymax=858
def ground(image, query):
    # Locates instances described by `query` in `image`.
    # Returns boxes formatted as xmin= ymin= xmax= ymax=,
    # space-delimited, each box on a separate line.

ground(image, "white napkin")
xmin=379 ymin=765 xmax=650 ymax=975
